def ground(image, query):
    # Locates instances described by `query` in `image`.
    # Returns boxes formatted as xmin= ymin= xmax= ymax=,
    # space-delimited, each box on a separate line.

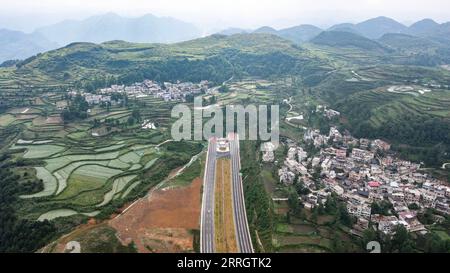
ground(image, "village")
xmin=263 ymin=116 xmax=450 ymax=238
xmin=67 ymin=79 xmax=210 ymax=106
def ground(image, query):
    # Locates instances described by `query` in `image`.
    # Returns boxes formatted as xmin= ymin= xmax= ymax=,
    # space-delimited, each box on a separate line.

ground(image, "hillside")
xmin=334 ymin=84 xmax=450 ymax=166
xmin=277 ymin=25 xmax=323 ymax=43
xmin=356 ymin=16 xmax=407 ymax=39
xmin=427 ymin=22 xmax=450 ymax=44
xmin=253 ymin=26 xmax=279 ymax=35
xmin=378 ymin=33 xmax=442 ymax=52
xmin=328 ymin=16 xmax=407 ymax=39
xmin=218 ymin=28 xmax=249 ymax=35
xmin=1 ymin=33 xmax=330 ymax=89
xmin=407 ymin=19 xmax=440 ymax=36
xmin=311 ymin=31 xmax=390 ymax=53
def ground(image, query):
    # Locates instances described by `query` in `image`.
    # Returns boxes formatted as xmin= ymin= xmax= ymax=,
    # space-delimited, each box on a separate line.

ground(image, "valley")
xmin=0 ymin=26 xmax=449 ymax=253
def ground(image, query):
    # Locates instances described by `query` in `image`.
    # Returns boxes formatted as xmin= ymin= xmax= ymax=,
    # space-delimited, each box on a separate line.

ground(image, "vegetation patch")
xmin=20 ymin=167 xmax=58 ymax=198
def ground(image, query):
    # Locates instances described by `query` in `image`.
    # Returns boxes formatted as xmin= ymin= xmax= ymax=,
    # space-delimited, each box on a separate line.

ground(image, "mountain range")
xmin=0 ymin=29 xmax=58 ymax=64
xmin=218 ymin=17 xmax=450 ymax=63
xmin=221 ymin=24 xmax=323 ymax=43
xmin=1 ymin=14 xmax=450 ymax=64
xmin=34 ymin=13 xmax=201 ymax=46
xmin=0 ymin=13 xmax=201 ymax=63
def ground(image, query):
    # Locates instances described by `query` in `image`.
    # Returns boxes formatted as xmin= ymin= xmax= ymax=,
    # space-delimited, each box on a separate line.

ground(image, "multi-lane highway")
xmin=200 ymin=134 xmax=253 ymax=253
xmin=200 ymin=137 xmax=217 ymax=253
xmin=228 ymin=132 xmax=254 ymax=253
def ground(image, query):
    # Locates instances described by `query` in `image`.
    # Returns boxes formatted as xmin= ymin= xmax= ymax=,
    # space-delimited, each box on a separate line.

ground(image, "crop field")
xmin=5 ymin=95 xmax=204 ymax=223
xmin=9 ymin=137 xmax=167 ymax=218
xmin=0 ymin=114 xmax=17 ymax=127
xmin=97 ymin=175 xmax=138 ymax=207
xmin=18 ymin=144 xmax=66 ymax=159
xmin=38 ymin=209 xmax=100 ymax=221
xmin=272 ymin=205 xmax=361 ymax=253
xmin=337 ymin=86 xmax=450 ymax=128
xmin=57 ymin=165 xmax=122 ymax=200
xmin=9 ymin=135 xmax=203 ymax=221
xmin=218 ymin=78 xmax=279 ymax=105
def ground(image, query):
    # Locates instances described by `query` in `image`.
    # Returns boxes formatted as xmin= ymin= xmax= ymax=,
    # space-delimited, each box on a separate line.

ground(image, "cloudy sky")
xmin=1 ymin=0 xmax=450 ymax=32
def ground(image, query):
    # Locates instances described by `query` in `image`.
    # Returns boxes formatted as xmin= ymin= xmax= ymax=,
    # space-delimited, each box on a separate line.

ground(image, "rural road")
xmin=208 ymin=76 xmax=234 ymax=94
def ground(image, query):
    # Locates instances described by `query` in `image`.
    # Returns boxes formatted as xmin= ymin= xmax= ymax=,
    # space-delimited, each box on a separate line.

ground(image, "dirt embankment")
xmin=109 ymin=177 xmax=202 ymax=253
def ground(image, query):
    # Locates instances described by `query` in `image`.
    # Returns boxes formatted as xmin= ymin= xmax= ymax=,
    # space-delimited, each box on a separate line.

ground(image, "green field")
xmin=20 ymin=144 xmax=66 ymax=159
xmin=3 ymin=92 xmax=204 ymax=225
xmin=57 ymin=165 xmax=122 ymax=200
xmin=97 ymin=175 xmax=137 ymax=207
xmin=10 ymin=133 xmax=202 ymax=220
xmin=337 ymin=87 xmax=450 ymax=128
xmin=0 ymin=114 xmax=16 ymax=126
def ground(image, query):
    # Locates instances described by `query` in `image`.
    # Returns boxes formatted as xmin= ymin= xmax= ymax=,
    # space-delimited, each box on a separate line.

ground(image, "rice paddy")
xmin=10 ymin=137 xmax=169 ymax=211
xmin=38 ymin=209 xmax=100 ymax=221
xmin=4 ymin=94 xmax=205 ymax=223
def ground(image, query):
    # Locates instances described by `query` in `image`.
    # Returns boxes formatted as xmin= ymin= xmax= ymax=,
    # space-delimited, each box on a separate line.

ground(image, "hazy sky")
xmin=1 ymin=0 xmax=450 ymax=33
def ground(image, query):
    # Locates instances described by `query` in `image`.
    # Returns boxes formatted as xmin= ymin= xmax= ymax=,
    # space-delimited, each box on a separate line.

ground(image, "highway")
xmin=200 ymin=137 xmax=217 ymax=253
xmin=200 ymin=134 xmax=253 ymax=253
xmin=228 ymin=132 xmax=254 ymax=253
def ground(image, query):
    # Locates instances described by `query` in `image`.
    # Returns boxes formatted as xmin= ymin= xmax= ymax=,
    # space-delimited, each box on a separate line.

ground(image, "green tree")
xmin=288 ymin=190 xmax=300 ymax=215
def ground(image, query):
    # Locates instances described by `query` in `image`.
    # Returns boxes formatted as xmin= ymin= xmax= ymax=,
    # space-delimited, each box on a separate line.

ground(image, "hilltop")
xmin=311 ymin=31 xmax=390 ymax=53
xmin=1 ymin=33 xmax=330 ymax=89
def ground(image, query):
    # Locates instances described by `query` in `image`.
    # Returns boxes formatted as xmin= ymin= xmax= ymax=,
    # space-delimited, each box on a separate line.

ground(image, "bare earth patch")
xmin=46 ymin=116 xmax=63 ymax=124
xmin=109 ymin=177 xmax=202 ymax=252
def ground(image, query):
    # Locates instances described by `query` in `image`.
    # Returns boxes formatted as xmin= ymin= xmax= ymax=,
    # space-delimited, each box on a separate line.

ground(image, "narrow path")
xmin=208 ymin=75 xmax=234 ymax=94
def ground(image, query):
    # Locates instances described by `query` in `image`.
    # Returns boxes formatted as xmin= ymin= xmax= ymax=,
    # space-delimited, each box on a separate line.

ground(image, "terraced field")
xmin=4 ymin=93 xmax=205 ymax=223
xmin=271 ymin=205 xmax=361 ymax=253
xmin=218 ymin=78 xmax=280 ymax=105
xmin=10 ymin=136 xmax=163 ymax=211
xmin=336 ymin=86 xmax=450 ymax=128
xmin=9 ymin=132 xmax=204 ymax=220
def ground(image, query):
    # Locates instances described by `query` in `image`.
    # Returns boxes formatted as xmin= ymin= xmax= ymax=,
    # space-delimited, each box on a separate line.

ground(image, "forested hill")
xmin=1 ymin=33 xmax=331 ymax=91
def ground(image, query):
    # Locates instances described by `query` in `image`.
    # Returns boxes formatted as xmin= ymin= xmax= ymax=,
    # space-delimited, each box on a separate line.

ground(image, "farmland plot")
xmin=118 ymin=151 xmax=141 ymax=164
xmin=121 ymin=181 xmax=142 ymax=198
xmin=0 ymin=114 xmax=15 ymax=126
xmin=38 ymin=209 xmax=100 ymax=221
xmin=97 ymin=175 xmax=137 ymax=207
xmin=11 ymin=144 xmax=65 ymax=159
xmin=57 ymin=165 xmax=122 ymax=199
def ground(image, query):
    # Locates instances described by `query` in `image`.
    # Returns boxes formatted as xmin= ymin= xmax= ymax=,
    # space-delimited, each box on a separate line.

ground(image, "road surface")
xmin=228 ymin=132 xmax=254 ymax=253
xmin=200 ymin=137 xmax=217 ymax=253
